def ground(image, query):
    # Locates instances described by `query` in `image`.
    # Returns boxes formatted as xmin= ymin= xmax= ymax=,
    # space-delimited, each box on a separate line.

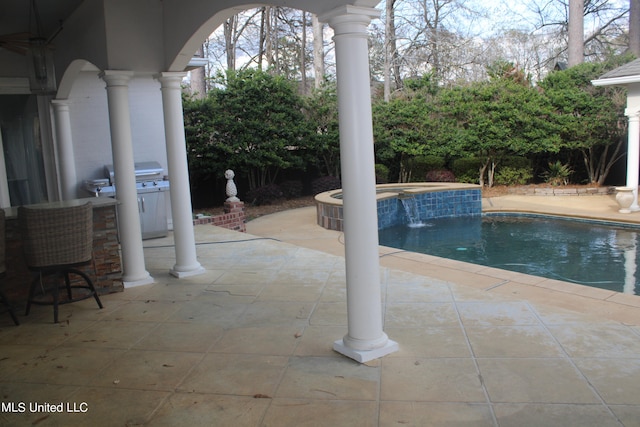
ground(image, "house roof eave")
xmin=592 ymin=75 xmax=640 ymax=86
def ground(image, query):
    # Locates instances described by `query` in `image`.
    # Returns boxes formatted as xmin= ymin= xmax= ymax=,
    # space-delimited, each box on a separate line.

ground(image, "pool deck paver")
xmin=0 ymin=193 xmax=639 ymax=426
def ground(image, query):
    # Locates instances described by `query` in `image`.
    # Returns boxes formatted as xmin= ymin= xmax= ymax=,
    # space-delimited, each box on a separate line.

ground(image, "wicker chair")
xmin=19 ymin=203 xmax=103 ymax=323
xmin=0 ymin=209 xmax=19 ymax=325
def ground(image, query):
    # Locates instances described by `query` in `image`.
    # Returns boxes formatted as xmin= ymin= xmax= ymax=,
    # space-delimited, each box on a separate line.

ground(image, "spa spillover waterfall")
xmin=400 ymin=197 xmax=427 ymax=228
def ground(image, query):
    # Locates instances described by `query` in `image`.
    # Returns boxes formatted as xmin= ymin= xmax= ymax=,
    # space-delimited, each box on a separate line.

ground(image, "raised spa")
xmin=315 ymin=182 xmax=482 ymax=231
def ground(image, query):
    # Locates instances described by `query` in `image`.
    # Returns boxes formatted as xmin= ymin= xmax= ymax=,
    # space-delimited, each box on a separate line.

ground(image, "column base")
xmin=333 ymin=338 xmax=399 ymax=363
xmin=170 ymin=265 xmax=205 ymax=278
xmin=123 ymin=274 xmax=154 ymax=288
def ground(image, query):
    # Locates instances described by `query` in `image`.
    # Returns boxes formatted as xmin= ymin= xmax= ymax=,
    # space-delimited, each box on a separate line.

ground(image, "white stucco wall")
xmin=67 ymin=70 xmax=172 ymax=228
xmin=69 ymin=71 xmax=168 ymax=194
xmin=68 ymin=71 xmax=112 ymax=186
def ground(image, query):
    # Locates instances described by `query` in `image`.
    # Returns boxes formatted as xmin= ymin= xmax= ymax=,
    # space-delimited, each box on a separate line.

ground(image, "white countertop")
xmin=4 ymin=197 xmax=118 ymax=219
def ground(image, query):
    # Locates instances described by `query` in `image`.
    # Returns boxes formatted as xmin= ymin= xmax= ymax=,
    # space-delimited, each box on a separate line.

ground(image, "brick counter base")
xmin=3 ymin=204 xmax=123 ymax=307
xmin=193 ymin=201 xmax=246 ymax=232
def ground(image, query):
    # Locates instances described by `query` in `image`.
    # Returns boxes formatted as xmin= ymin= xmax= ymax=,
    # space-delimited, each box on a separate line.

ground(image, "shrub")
xmin=542 ymin=161 xmax=573 ymax=185
xmin=246 ymin=184 xmax=284 ymax=206
xmin=405 ymin=156 xmax=444 ymax=182
xmin=421 ymin=155 xmax=447 ymax=171
xmin=279 ymin=180 xmax=304 ymax=199
xmin=311 ymin=176 xmax=342 ymax=194
xmin=502 ymin=156 xmax=531 ymax=170
xmin=425 ymin=169 xmax=456 ymax=182
xmin=452 ymin=157 xmax=484 ymax=184
xmin=375 ymin=164 xmax=390 ymax=183
xmin=494 ymin=166 xmax=533 ymax=185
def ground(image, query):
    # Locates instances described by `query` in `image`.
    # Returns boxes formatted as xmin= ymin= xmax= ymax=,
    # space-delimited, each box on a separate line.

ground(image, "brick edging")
xmin=193 ymin=201 xmax=246 ymax=232
xmin=506 ymin=186 xmax=615 ymax=196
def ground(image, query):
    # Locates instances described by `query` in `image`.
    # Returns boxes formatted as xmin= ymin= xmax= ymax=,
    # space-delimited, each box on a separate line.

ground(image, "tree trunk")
xmin=630 ymin=0 xmax=640 ymax=56
xmin=312 ymin=15 xmax=325 ymax=88
xmin=488 ymin=160 xmax=497 ymax=188
xmin=568 ymin=0 xmax=584 ymax=67
xmin=384 ymin=0 xmax=395 ymax=102
xmin=271 ymin=7 xmax=279 ymax=72
xmin=264 ymin=7 xmax=275 ymax=70
xmin=224 ymin=15 xmax=237 ymax=71
xmin=301 ymin=11 xmax=308 ymax=94
xmin=259 ymin=7 xmax=267 ymax=70
xmin=399 ymin=155 xmax=411 ymax=183
xmin=478 ymin=158 xmax=490 ymax=187
xmin=312 ymin=14 xmax=325 ymax=88
xmin=425 ymin=0 xmax=442 ymax=78
xmin=189 ymin=44 xmax=206 ymax=99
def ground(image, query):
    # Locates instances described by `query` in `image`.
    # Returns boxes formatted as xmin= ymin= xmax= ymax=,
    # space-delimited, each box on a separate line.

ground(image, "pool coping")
xmin=247 ymin=199 xmax=640 ymax=326
xmin=315 ymin=182 xmax=482 ymax=204
xmin=377 ymin=242 xmax=640 ymax=324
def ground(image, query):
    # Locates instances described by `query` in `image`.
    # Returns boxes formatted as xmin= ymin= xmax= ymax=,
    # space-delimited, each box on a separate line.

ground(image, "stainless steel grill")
xmin=82 ymin=178 xmax=112 ymax=197
xmin=83 ymin=161 xmax=170 ymax=239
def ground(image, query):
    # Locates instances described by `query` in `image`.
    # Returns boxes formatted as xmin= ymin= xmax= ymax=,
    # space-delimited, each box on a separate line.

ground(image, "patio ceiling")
xmin=0 ymin=1 xmax=85 ymax=48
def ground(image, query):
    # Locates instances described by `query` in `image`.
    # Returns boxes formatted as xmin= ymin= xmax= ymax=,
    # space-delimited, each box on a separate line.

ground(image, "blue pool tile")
xmin=380 ymin=189 xmax=482 ymax=229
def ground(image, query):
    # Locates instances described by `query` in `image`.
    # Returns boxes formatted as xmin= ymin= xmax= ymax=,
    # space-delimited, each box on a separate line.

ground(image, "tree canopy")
xmin=538 ymin=57 xmax=629 ymax=184
xmin=371 ymin=55 xmax=631 ymax=185
xmin=184 ymin=68 xmax=313 ymax=192
xmin=185 ymin=55 xmax=633 ymax=205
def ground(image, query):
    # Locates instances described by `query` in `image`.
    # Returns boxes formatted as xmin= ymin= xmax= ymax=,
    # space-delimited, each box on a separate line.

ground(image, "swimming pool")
xmin=378 ymin=214 xmax=640 ymax=295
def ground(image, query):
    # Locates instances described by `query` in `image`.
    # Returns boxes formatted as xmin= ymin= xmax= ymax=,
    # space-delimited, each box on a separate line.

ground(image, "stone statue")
xmin=225 ymin=169 xmax=240 ymax=202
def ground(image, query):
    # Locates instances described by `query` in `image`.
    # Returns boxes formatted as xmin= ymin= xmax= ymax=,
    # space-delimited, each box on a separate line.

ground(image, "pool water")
xmin=378 ymin=215 xmax=640 ymax=295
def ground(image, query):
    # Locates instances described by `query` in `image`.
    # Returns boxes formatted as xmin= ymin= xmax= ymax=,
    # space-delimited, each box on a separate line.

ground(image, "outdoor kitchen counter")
xmin=3 ymin=197 xmax=124 ymax=306
xmin=3 ymin=196 xmax=118 ymax=218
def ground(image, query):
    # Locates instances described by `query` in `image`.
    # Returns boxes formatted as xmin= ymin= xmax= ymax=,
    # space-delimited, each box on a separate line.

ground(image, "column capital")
xmin=51 ymin=98 xmax=70 ymax=106
xmin=100 ymin=70 xmax=134 ymax=86
xmin=625 ymin=107 xmax=640 ymax=119
xmin=156 ymin=72 xmax=187 ymax=88
xmin=319 ymin=5 xmax=380 ymax=29
xmin=51 ymin=98 xmax=71 ymax=111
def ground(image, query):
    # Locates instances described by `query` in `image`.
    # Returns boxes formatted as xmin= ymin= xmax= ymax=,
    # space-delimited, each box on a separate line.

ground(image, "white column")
xmin=157 ymin=72 xmax=204 ymax=278
xmin=51 ymin=99 xmax=78 ymax=200
xmin=321 ymin=5 xmax=398 ymax=363
xmin=625 ymin=108 xmax=640 ymax=211
xmin=100 ymin=70 xmax=153 ymax=287
xmin=0 ymin=132 xmax=11 ymax=207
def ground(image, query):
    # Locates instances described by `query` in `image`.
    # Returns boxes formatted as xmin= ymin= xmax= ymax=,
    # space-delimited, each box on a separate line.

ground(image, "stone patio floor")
xmin=0 ymin=193 xmax=639 ymax=426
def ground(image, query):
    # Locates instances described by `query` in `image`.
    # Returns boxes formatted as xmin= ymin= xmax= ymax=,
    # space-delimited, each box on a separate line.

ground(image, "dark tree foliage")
xmin=371 ymin=56 xmax=633 ymax=186
xmin=437 ymin=69 xmax=561 ymax=186
xmin=184 ymin=56 xmax=633 ymax=199
xmin=538 ymin=55 xmax=632 ymax=184
xmin=302 ymin=80 xmax=341 ymax=177
xmin=184 ymin=68 xmax=314 ymax=193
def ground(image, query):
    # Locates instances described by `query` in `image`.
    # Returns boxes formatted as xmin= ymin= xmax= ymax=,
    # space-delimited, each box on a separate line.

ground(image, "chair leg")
xmin=26 ymin=269 xmax=103 ymax=323
xmin=52 ymin=273 xmax=60 ymax=324
xmin=0 ymin=289 xmax=19 ymax=326
xmin=28 ymin=272 xmax=61 ymax=323
xmin=68 ymin=268 xmax=103 ymax=309
xmin=25 ymin=274 xmax=39 ymax=316
xmin=64 ymin=271 xmax=73 ymax=300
